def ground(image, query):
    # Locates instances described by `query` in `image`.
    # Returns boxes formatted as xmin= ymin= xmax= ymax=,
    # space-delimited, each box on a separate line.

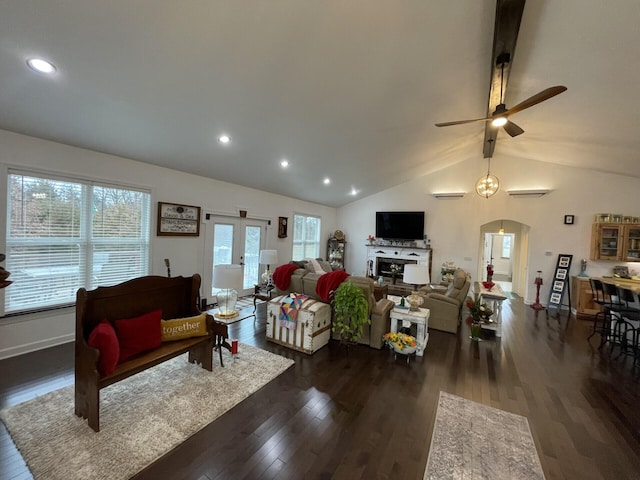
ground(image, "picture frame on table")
xmin=157 ymin=202 xmax=201 ymax=236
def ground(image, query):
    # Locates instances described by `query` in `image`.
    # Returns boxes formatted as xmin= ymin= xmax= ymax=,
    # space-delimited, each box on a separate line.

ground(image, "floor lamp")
xmin=403 ymin=264 xmax=430 ymax=311
xmin=213 ymin=264 xmax=243 ymax=319
xmin=259 ymin=249 xmax=278 ymax=287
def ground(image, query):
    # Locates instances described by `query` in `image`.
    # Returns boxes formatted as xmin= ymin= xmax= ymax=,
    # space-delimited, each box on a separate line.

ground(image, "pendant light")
xmin=476 ymin=156 xmax=500 ymax=198
xmin=498 ymin=220 xmax=505 ymax=235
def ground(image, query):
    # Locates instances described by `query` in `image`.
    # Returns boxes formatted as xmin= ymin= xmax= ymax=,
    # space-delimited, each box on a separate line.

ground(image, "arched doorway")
xmin=478 ymin=220 xmax=530 ymax=297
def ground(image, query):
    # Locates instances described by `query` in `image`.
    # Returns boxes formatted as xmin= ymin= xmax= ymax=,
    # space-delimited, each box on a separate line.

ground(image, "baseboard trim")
xmin=0 ymin=334 xmax=74 ymax=360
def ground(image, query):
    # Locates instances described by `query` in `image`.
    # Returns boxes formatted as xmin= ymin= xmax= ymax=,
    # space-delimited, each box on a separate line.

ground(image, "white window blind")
xmin=292 ymin=214 xmax=321 ymax=260
xmin=5 ymin=172 xmax=151 ymax=314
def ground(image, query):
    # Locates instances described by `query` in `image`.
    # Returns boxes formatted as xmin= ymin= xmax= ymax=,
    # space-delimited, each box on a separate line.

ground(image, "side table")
xmin=389 ymin=306 xmax=430 ymax=356
xmin=253 ymin=284 xmax=274 ymax=312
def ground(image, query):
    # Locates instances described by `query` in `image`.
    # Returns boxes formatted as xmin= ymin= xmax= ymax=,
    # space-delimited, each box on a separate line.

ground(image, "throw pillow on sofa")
xmin=114 ymin=309 xmax=162 ymax=362
xmin=161 ymin=313 xmax=208 ymax=341
xmin=87 ymin=320 xmax=120 ymax=376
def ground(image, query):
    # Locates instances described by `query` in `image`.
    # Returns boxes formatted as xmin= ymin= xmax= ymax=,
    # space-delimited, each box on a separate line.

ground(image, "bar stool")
xmin=587 ymin=279 xmax=607 ymax=342
xmin=588 ymin=280 xmax=622 ymax=348
xmin=609 ymin=287 xmax=640 ymax=358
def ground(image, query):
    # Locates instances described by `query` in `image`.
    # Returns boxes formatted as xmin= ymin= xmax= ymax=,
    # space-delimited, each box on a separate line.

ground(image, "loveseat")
xmin=418 ymin=268 xmax=471 ymax=333
xmin=274 ymin=265 xmax=394 ymax=349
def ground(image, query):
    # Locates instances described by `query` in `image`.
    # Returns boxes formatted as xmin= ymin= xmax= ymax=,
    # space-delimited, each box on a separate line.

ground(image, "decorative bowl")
xmin=393 ymin=345 xmax=417 ymax=355
xmin=482 ymin=281 xmax=495 ymax=291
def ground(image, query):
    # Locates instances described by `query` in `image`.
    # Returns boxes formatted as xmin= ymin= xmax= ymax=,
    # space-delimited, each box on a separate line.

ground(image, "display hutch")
xmin=590 ymin=217 xmax=640 ymax=262
xmin=327 ymin=236 xmax=346 ymax=270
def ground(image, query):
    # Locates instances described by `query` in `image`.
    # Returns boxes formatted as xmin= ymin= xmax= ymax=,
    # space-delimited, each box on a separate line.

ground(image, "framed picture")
xmin=564 ymin=215 xmax=574 ymax=225
xmin=553 ymin=280 xmax=564 ymax=292
xmin=278 ymin=216 xmax=288 ymax=238
xmin=550 ymin=292 xmax=562 ymax=304
xmin=157 ymin=202 xmax=201 ymax=236
xmin=555 ymin=269 xmax=567 ymax=280
xmin=558 ymin=256 xmax=571 ymax=268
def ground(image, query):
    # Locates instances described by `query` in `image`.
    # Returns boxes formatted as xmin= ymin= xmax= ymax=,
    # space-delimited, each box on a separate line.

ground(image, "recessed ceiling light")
xmin=27 ymin=58 xmax=56 ymax=74
xmin=280 ymin=159 xmax=289 ymax=168
xmin=323 ymin=178 xmax=331 ymax=185
xmin=350 ymin=187 xmax=358 ymax=196
xmin=218 ymin=134 xmax=231 ymax=144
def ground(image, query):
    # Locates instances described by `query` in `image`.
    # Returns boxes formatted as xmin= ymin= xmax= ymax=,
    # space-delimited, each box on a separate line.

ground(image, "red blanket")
xmin=272 ymin=264 xmax=301 ymax=291
xmin=316 ymin=270 xmax=350 ymax=302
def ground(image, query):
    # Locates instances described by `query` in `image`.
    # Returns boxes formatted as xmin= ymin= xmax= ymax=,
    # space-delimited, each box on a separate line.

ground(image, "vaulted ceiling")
xmin=1 ymin=1 xmax=639 ymax=207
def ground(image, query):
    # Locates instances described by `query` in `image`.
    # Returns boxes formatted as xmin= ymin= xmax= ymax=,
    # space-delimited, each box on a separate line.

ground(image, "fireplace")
xmin=376 ymin=257 xmax=417 ymax=279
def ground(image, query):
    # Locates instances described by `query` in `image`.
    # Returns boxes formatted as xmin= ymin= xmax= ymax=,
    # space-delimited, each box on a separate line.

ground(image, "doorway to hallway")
xmin=479 ymin=220 xmax=530 ymax=298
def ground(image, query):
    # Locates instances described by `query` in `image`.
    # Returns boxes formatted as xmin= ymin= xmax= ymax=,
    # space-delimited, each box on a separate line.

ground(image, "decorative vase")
xmin=470 ymin=322 xmax=482 ymax=341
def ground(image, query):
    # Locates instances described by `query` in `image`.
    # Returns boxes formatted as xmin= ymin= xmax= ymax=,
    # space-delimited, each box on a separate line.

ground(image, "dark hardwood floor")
xmin=2 ymin=298 xmax=640 ymax=479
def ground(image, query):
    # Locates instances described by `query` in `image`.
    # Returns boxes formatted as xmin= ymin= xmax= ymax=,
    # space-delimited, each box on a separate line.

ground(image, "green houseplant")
xmin=331 ymin=281 xmax=370 ymax=344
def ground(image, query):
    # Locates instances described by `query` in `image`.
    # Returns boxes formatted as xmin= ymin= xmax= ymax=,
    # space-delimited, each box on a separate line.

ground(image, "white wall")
xmin=0 ymin=129 xmax=337 ymax=359
xmin=338 ymin=154 xmax=640 ymax=305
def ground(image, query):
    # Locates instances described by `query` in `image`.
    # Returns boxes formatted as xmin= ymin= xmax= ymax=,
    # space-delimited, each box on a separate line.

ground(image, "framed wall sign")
xmin=157 ymin=202 xmax=201 ymax=236
xmin=564 ymin=215 xmax=574 ymax=225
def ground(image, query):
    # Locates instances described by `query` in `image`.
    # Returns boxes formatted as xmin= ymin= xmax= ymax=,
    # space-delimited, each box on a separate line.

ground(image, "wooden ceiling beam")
xmin=483 ymin=0 xmax=526 ymax=158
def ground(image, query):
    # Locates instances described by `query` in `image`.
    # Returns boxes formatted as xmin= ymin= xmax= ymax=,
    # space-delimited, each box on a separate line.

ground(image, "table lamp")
xmin=259 ymin=249 xmax=278 ymax=287
xmin=403 ymin=264 xmax=430 ymax=311
xmin=213 ymin=264 xmax=243 ymax=319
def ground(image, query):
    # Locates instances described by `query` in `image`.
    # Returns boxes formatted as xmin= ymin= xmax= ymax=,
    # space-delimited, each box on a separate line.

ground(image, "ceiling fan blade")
xmin=435 ymin=117 xmax=491 ymax=127
xmin=506 ymin=86 xmax=567 ymax=116
xmin=502 ymin=120 xmax=524 ymax=137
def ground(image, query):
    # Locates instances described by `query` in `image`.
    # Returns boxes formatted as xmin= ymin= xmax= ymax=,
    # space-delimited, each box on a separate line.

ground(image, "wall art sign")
xmin=157 ymin=202 xmax=201 ymax=236
xmin=547 ymin=254 xmax=573 ymax=314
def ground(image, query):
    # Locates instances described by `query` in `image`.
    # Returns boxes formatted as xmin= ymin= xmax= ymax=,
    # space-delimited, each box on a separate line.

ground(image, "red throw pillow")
xmin=88 ymin=320 xmax=120 ymax=376
xmin=114 ymin=309 xmax=162 ymax=362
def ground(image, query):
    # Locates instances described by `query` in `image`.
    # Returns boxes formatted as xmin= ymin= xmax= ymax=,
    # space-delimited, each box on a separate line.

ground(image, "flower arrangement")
xmin=389 ymin=263 xmax=402 ymax=276
xmin=367 ymin=234 xmax=376 ymax=245
xmin=441 ymin=261 xmax=456 ymax=283
xmin=383 ymin=332 xmax=417 ymax=351
xmin=465 ymin=294 xmax=494 ymax=325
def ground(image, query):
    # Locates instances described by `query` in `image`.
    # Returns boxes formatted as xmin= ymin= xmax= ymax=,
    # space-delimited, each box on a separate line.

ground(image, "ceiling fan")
xmin=435 ymin=61 xmax=567 ymax=138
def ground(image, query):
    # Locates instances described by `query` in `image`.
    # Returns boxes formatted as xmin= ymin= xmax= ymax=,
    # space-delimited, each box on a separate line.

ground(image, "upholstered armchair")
xmin=418 ymin=268 xmax=471 ymax=333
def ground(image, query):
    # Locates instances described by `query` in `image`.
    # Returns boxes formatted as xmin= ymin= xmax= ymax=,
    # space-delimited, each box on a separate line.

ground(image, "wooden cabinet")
xmin=571 ymin=276 xmax=599 ymax=319
xmin=327 ymin=238 xmax=346 ymax=270
xmin=590 ymin=223 xmax=640 ymax=261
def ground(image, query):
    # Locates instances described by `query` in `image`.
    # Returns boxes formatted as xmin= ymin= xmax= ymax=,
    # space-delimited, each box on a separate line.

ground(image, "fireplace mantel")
xmin=366 ymin=246 xmax=432 ymax=281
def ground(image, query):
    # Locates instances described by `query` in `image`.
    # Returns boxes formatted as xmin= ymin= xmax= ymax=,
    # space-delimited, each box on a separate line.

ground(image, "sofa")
xmin=274 ymin=265 xmax=394 ymax=349
xmin=418 ymin=268 xmax=471 ymax=333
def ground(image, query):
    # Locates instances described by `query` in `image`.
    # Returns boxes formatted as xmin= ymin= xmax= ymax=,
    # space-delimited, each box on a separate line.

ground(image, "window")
xmin=5 ymin=172 xmax=151 ymax=314
xmin=501 ymin=235 xmax=512 ymax=259
xmin=292 ymin=214 xmax=321 ymax=260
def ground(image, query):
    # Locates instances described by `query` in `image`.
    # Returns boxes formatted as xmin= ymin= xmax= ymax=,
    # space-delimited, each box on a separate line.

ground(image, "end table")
xmin=389 ymin=306 xmax=430 ymax=356
xmin=253 ymin=284 xmax=274 ymax=312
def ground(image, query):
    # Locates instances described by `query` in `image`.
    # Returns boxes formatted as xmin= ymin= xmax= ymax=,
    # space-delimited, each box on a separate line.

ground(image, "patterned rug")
xmin=424 ymin=392 xmax=545 ymax=479
xmin=0 ymin=345 xmax=294 ymax=480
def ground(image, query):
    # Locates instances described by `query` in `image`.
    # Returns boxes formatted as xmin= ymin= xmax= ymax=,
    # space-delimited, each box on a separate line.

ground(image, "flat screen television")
xmin=375 ymin=211 xmax=425 ymax=240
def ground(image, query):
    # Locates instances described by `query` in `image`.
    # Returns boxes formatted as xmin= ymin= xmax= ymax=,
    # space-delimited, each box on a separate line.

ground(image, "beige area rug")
xmin=0 ymin=344 xmax=294 ymax=480
xmin=424 ymin=392 xmax=545 ymax=479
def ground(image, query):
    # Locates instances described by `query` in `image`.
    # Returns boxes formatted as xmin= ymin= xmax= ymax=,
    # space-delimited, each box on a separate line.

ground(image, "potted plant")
xmin=331 ymin=282 xmax=370 ymax=344
xmin=465 ymin=294 xmax=494 ymax=341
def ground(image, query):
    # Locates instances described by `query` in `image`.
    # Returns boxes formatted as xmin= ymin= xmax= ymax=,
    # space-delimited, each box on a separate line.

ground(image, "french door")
xmin=203 ymin=216 xmax=267 ymax=298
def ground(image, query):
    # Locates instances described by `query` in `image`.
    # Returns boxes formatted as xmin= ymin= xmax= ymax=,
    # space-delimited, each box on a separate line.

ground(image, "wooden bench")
xmin=74 ymin=274 xmax=224 ymax=432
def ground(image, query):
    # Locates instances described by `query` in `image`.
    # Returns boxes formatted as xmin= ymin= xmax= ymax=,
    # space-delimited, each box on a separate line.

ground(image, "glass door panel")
xmin=206 ymin=216 xmax=266 ymax=298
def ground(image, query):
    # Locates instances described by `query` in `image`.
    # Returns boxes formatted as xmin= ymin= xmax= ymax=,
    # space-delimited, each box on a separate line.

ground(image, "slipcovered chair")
xmin=418 ymin=268 xmax=471 ymax=333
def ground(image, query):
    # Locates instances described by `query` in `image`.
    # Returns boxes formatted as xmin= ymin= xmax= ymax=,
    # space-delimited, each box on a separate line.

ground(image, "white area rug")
xmin=0 ymin=344 xmax=293 ymax=480
xmin=424 ymin=392 xmax=545 ymax=479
